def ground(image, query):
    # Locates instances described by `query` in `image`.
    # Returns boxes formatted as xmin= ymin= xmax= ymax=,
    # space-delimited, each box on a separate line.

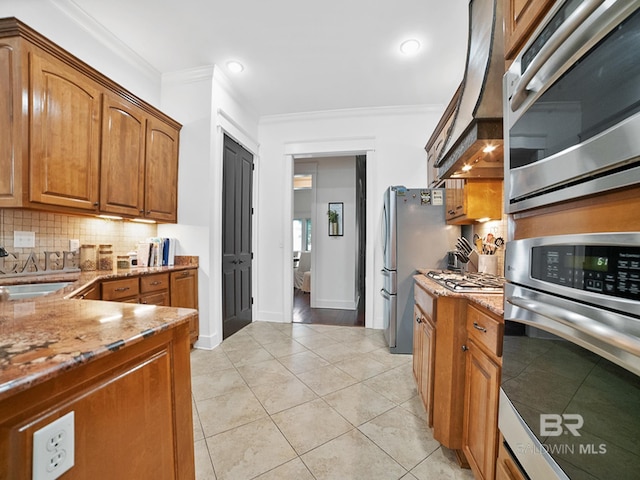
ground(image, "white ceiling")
xmin=70 ymin=0 xmax=470 ymax=117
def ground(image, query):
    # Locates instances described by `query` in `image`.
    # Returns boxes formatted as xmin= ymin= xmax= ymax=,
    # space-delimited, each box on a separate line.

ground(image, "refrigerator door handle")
xmin=380 ymin=288 xmax=397 ymax=349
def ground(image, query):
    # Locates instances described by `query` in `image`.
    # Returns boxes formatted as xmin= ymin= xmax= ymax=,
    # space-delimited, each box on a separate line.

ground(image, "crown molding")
xmin=51 ymin=0 xmax=159 ymax=86
xmin=162 ymin=65 xmax=215 ymax=86
xmin=259 ymin=104 xmax=443 ymax=125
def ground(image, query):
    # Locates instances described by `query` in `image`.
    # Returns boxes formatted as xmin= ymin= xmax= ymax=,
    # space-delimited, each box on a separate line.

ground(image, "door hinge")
xmin=251 ymin=297 xmax=254 ymax=305
xmin=251 ymin=207 xmax=254 ymax=215
xmin=252 ymin=163 xmax=255 ymax=171
xmin=251 ymin=252 xmax=254 ymax=260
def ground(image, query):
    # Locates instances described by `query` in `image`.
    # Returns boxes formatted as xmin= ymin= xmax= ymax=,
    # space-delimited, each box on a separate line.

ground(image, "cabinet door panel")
xmin=420 ymin=317 xmax=436 ymax=427
xmin=463 ymin=340 xmax=500 ymax=480
xmin=30 ymin=51 xmax=101 ymax=210
xmin=171 ymin=269 xmax=199 ymax=345
xmin=145 ymin=118 xmax=178 ymax=222
xmin=100 ymin=95 xmax=146 ymax=216
xmin=0 ymin=39 xmax=24 ymax=207
xmin=412 ymin=306 xmax=423 ymax=386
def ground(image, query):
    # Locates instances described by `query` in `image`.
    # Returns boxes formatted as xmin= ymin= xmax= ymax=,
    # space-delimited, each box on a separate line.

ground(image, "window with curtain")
xmin=293 ymin=218 xmax=312 ymax=252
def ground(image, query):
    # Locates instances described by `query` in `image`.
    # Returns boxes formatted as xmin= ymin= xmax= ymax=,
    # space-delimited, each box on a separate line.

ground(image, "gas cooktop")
xmin=425 ymin=270 xmax=505 ymax=294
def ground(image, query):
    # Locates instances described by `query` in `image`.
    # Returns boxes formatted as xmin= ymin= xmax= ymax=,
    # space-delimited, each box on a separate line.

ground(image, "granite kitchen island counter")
xmin=0 ymin=296 xmax=196 ymax=399
xmin=0 ymin=292 xmax=196 ymax=477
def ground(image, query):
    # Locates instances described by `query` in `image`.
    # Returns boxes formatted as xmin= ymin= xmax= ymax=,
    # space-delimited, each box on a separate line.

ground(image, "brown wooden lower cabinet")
xmin=77 ymin=268 xmax=199 ymax=346
xmin=495 ymin=434 xmax=527 ymax=480
xmin=170 ymin=269 xmax=199 ymax=346
xmin=412 ymin=304 xmax=436 ymax=427
xmin=0 ymin=322 xmax=194 ymax=479
xmin=462 ymin=303 xmax=504 ymax=480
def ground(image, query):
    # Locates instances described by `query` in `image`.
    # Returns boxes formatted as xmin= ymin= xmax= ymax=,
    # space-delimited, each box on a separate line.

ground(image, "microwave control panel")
xmin=530 ymin=245 xmax=640 ymax=300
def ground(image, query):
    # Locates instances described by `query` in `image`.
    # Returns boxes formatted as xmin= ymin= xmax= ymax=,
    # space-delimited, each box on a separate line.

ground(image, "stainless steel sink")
xmin=0 ymin=282 xmax=73 ymax=300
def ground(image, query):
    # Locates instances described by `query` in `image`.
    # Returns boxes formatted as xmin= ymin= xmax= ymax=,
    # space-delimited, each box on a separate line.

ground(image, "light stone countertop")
xmin=0 ymin=258 xmax=199 ymax=402
xmin=413 ymin=269 xmax=504 ymax=317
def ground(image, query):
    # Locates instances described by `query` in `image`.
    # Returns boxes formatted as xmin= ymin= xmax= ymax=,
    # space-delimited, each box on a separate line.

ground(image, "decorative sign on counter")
xmin=0 ymin=250 xmax=79 ymax=277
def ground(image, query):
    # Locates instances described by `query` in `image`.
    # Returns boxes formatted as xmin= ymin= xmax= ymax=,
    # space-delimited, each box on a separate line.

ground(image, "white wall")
xmin=1 ymin=0 xmax=447 ymax=337
xmin=0 ymin=0 xmax=160 ymax=106
xmin=293 ymin=190 xmax=312 ymax=218
xmin=160 ymin=66 xmax=259 ymax=349
xmin=312 ymin=156 xmax=357 ymax=309
xmin=256 ymin=106 xmax=445 ymax=329
xmin=0 ymin=1 xmax=261 ymax=350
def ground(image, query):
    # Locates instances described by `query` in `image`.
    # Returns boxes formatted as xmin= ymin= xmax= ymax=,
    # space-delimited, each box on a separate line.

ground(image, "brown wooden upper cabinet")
xmin=0 ymin=18 xmax=180 ymax=222
xmin=100 ymin=94 xmax=147 ymax=218
xmin=100 ymin=97 xmax=179 ymax=222
xmin=503 ymin=0 xmax=555 ymax=63
xmin=144 ymin=118 xmax=180 ymax=222
xmin=445 ymin=179 xmax=503 ymax=225
xmin=29 ymin=49 xmax=102 ymax=211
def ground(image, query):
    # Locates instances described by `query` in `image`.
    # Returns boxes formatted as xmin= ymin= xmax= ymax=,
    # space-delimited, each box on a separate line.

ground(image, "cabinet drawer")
xmin=140 ymin=291 xmax=170 ymax=306
xmin=414 ymin=284 xmax=436 ymax=322
xmin=140 ymin=273 xmax=169 ymax=293
xmin=102 ymin=278 xmax=139 ymax=301
xmin=466 ymin=303 xmax=503 ymax=357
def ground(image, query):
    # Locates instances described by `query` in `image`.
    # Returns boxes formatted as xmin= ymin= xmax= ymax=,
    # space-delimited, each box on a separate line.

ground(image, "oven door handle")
xmin=510 ymin=0 xmax=605 ymax=112
xmin=506 ymin=293 xmax=640 ymax=375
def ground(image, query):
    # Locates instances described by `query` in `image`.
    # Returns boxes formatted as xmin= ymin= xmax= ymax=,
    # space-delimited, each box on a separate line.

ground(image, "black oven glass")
xmin=510 ymin=8 xmax=640 ymax=169
xmin=530 ymin=245 xmax=640 ymax=301
xmin=502 ymin=328 xmax=640 ymax=479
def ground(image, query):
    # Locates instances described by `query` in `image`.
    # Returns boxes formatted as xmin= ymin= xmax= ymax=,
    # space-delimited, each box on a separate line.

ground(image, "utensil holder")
xmin=478 ymin=255 xmax=498 ymax=275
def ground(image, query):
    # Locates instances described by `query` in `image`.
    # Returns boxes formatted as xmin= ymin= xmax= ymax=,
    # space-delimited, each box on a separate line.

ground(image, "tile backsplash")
xmin=0 ymin=209 xmax=157 ymax=269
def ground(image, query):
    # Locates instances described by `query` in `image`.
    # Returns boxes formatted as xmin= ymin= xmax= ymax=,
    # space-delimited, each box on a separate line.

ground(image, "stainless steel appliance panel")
xmin=501 ymin=233 xmax=640 ymax=479
xmin=504 ymin=0 xmax=640 ymax=212
xmin=380 ymin=187 xmax=460 ymax=353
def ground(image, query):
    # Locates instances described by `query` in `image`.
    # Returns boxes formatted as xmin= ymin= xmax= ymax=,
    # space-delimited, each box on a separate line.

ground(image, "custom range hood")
xmin=435 ymin=0 xmax=504 ymax=179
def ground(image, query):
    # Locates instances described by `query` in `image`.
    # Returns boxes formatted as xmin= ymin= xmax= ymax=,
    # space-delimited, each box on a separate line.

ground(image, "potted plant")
xmin=327 ymin=209 xmax=339 ymax=235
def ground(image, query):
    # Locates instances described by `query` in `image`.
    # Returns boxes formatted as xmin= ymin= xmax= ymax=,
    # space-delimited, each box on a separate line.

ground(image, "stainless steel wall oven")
xmin=504 ymin=0 xmax=640 ymax=213
xmin=501 ymin=233 xmax=640 ymax=479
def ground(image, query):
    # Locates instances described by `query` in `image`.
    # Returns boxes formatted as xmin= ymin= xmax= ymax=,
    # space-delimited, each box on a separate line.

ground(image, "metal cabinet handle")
xmin=150 ymin=281 xmax=162 ymax=286
xmin=181 ymin=271 xmax=190 ymax=277
xmin=473 ymin=322 xmax=487 ymax=333
xmin=416 ymin=316 xmax=422 ymax=324
xmin=462 ymin=345 xmax=468 ymax=352
xmin=115 ymin=287 xmax=130 ymax=292
xmin=510 ymin=0 xmax=605 ymax=111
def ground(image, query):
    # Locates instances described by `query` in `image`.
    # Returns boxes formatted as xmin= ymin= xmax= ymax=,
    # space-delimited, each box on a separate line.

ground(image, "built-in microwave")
xmin=504 ymin=0 xmax=640 ymax=213
xmin=501 ymin=233 xmax=640 ymax=479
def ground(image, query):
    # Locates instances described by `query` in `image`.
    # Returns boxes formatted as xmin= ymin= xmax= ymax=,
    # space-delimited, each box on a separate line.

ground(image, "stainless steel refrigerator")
xmin=381 ymin=186 xmax=460 ymax=353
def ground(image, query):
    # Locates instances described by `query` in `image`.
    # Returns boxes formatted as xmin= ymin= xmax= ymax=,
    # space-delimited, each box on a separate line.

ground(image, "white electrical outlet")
xmin=14 ymin=231 xmax=36 ymax=248
xmin=33 ymin=411 xmax=75 ymax=480
xmin=69 ymin=239 xmax=80 ymax=253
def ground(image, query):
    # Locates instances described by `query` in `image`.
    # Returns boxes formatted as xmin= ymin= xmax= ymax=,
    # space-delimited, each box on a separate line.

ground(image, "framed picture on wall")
xmin=327 ymin=202 xmax=343 ymax=236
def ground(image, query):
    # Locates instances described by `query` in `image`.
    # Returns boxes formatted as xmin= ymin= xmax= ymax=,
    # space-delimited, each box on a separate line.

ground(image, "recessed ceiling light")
xmin=400 ymin=39 xmax=421 ymax=55
xmin=227 ymin=60 xmax=244 ymax=74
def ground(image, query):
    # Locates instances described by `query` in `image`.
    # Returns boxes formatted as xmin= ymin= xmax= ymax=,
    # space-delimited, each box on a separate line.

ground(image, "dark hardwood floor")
xmin=293 ymin=289 xmax=365 ymax=327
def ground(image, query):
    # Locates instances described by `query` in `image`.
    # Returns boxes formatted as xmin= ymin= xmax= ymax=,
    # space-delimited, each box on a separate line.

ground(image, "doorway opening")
xmin=292 ymin=155 xmax=366 ymax=327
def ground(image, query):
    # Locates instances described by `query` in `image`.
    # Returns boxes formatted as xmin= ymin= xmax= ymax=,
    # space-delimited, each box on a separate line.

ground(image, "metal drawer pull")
xmin=115 ymin=287 xmax=130 ymax=292
xmin=473 ymin=322 xmax=487 ymax=333
xmin=181 ymin=271 xmax=190 ymax=276
xmin=150 ymin=281 xmax=162 ymax=286
xmin=462 ymin=345 xmax=468 ymax=352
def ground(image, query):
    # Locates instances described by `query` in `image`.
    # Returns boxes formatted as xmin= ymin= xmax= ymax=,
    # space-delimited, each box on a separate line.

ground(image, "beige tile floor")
xmin=191 ymin=321 xmax=475 ymax=480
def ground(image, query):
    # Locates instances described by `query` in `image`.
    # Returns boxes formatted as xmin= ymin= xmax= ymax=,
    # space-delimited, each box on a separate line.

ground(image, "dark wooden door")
xmin=356 ymin=155 xmax=366 ymax=299
xmin=222 ymin=135 xmax=253 ymax=339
